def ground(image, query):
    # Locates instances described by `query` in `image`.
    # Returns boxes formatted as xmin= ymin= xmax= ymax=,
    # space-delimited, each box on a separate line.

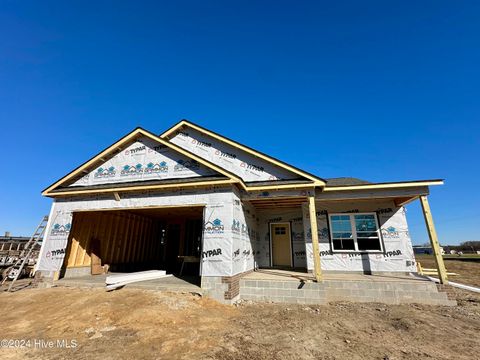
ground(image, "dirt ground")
xmin=1 ymin=256 xmax=479 ymax=360
xmin=416 ymin=254 xmax=480 ymax=287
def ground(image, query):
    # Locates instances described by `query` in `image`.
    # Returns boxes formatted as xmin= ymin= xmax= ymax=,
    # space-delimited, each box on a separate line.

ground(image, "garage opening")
xmin=62 ymin=206 xmax=204 ymax=283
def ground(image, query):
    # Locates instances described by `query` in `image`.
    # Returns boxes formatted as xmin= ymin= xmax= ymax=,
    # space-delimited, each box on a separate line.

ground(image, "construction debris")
xmin=1 ymin=216 xmax=48 ymax=292
xmin=105 ymin=270 xmax=172 ymax=291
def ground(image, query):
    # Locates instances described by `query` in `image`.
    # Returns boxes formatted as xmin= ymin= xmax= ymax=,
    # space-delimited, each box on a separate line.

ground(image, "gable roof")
xmin=42 ymin=127 xmax=242 ymax=196
xmin=44 ymin=121 xmax=442 ymax=198
xmin=160 ymin=119 xmax=326 ymax=186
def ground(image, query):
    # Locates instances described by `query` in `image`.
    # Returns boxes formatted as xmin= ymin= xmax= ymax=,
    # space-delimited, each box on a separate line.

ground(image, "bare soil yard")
xmin=416 ymin=254 xmax=480 ymax=287
xmin=1 ymin=257 xmax=479 ymax=360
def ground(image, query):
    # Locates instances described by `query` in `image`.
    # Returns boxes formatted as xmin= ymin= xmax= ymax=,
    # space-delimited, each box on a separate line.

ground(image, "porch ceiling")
xmin=249 ymin=196 xmax=307 ymax=209
xmin=315 ymin=185 xmax=430 ymax=206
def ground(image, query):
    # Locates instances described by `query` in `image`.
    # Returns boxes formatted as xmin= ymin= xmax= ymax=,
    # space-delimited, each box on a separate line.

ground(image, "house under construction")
xmin=35 ymin=120 xmax=452 ymax=305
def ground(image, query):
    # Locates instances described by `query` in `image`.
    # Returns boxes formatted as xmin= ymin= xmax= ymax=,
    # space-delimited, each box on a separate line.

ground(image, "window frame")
xmin=328 ymin=212 xmax=383 ymax=253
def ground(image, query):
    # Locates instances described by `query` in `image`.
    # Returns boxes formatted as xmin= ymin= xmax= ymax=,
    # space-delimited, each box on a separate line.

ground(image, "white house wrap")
xmin=37 ymin=120 xmax=443 ymax=296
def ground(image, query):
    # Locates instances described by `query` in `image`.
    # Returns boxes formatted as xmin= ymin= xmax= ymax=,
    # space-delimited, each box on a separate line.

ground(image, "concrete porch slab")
xmin=55 ymin=273 xmax=202 ymax=294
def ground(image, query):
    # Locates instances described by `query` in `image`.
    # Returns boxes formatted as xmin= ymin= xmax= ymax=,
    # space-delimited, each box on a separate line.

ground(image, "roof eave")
xmin=43 ymin=178 xmax=238 ymax=197
xmin=322 ymin=179 xmax=444 ymax=192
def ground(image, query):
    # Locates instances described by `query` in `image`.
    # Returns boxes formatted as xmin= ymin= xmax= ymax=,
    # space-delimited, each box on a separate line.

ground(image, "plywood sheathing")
xmin=65 ymin=211 xmax=156 ymax=269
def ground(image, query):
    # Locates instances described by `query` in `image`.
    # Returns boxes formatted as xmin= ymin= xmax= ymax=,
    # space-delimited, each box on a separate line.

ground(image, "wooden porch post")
xmin=419 ymin=195 xmax=448 ymax=284
xmin=308 ymin=195 xmax=322 ymax=282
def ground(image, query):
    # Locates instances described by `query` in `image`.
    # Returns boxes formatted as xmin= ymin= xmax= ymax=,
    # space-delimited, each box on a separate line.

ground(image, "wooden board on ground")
xmin=105 ymin=270 xmax=170 ymax=291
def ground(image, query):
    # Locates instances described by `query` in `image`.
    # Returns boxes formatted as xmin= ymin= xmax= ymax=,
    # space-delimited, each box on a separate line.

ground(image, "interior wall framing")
xmin=65 ymin=210 xmax=158 ymax=270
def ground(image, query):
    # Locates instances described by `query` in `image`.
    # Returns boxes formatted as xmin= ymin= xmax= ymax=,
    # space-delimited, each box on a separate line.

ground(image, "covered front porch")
xmin=244 ymin=179 xmax=448 ymax=284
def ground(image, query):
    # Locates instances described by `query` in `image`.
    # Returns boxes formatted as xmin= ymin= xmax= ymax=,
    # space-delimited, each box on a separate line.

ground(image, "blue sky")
xmin=0 ymin=1 xmax=478 ymax=245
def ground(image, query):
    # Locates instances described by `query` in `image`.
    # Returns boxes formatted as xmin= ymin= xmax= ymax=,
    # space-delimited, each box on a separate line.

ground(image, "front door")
xmin=271 ymin=223 xmax=292 ymax=267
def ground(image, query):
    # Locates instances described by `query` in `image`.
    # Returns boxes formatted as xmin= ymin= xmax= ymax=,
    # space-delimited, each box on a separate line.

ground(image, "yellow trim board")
xmin=323 ymin=180 xmax=444 ymax=192
xmin=73 ymin=204 xmax=207 ymax=212
xmin=46 ymin=179 xmax=237 ymax=197
xmin=42 ymin=127 xmax=243 ymax=196
xmin=245 ymin=184 xmax=315 ymax=191
xmin=43 ymin=129 xmax=140 ymax=195
xmin=160 ymin=120 xmax=325 ymax=186
xmin=48 ymin=180 xmax=313 ymax=197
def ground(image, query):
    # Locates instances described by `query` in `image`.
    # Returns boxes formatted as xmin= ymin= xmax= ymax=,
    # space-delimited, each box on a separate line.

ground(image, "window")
xmin=329 ymin=213 xmax=382 ymax=252
xmin=274 ymin=226 xmax=286 ymax=235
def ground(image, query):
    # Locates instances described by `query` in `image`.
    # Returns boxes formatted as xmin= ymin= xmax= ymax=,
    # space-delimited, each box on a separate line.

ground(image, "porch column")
xmin=308 ymin=195 xmax=322 ymax=282
xmin=419 ymin=195 xmax=448 ymax=284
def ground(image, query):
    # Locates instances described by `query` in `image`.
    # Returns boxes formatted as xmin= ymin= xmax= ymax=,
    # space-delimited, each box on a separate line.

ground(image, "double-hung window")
xmin=328 ymin=213 xmax=382 ymax=252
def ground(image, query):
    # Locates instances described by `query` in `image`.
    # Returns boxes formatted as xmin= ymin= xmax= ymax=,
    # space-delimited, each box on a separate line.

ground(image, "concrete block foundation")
xmin=238 ymin=271 xmax=457 ymax=306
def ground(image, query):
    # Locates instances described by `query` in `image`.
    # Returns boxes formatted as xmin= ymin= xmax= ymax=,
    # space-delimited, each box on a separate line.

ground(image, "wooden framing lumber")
xmin=124 ymin=214 xmax=133 ymax=264
xmin=238 ymin=183 xmax=317 ymax=191
xmin=105 ymin=271 xmax=172 ymax=291
xmin=76 ymin=213 xmax=90 ymax=266
xmin=97 ymin=212 xmax=109 ymax=266
xmin=103 ymin=214 xmax=114 ymax=265
xmin=108 ymin=214 xmax=119 ymax=263
xmin=73 ymin=204 xmax=206 ymax=213
xmin=46 ymin=179 xmax=237 ymax=197
xmin=66 ymin=215 xmax=81 ymax=267
xmin=134 ymin=215 xmax=144 ymax=262
xmin=148 ymin=221 xmax=158 ymax=263
xmin=128 ymin=215 xmax=138 ymax=263
xmin=127 ymin=214 xmax=135 ymax=263
xmin=419 ymin=195 xmax=448 ymax=284
xmin=113 ymin=214 xmax=126 ymax=263
xmin=141 ymin=218 xmax=151 ymax=262
xmin=135 ymin=216 xmax=144 ymax=262
xmin=137 ymin=216 xmax=146 ymax=262
xmin=71 ymin=213 xmax=85 ymax=266
xmin=79 ymin=212 xmax=95 ymax=266
xmin=133 ymin=217 xmax=143 ymax=263
xmin=308 ymin=196 xmax=322 ymax=282
xmin=315 ymin=186 xmax=430 ymax=202
xmin=394 ymin=196 xmax=418 ymax=207
xmin=323 ymin=180 xmax=443 ymax=192
xmin=417 ymin=262 xmax=457 ymax=276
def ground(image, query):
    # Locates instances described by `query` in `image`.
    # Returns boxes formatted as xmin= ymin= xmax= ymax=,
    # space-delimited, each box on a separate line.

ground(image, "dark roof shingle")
xmin=325 ymin=177 xmax=372 ymax=187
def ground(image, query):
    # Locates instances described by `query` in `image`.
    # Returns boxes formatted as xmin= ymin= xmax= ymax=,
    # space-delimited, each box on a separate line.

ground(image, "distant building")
xmin=0 ymin=232 xmax=41 ymax=268
xmin=0 ymin=232 xmax=38 ymax=252
xmin=413 ymin=245 xmax=444 ymax=255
